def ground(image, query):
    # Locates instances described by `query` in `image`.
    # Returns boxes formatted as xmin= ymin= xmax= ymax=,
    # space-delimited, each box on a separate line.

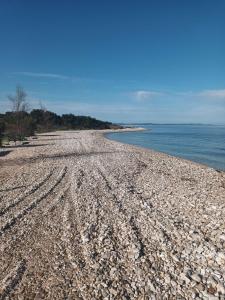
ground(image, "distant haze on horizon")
xmin=0 ymin=0 xmax=225 ymax=124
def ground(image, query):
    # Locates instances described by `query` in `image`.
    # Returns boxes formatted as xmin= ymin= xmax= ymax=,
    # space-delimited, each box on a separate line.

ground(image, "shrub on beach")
xmin=0 ymin=118 xmax=5 ymax=147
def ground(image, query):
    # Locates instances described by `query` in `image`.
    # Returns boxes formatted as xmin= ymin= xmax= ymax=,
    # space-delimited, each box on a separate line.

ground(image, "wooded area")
xmin=0 ymin=86 xmax=120 ymax=146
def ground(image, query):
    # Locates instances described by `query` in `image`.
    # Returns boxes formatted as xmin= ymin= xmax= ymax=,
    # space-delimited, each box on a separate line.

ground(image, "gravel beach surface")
xmin=0 ymin=129 xmax=225 ymax=299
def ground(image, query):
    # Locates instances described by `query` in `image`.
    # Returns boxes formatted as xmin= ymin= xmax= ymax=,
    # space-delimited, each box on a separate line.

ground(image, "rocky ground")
xmin=0 ymin=129 xmax=225 ymax=300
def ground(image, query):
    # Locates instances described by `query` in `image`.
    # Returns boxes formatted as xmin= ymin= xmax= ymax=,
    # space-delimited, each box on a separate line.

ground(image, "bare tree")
xmin=38 ymin=100 xmax=46 ymax=112
xmin=8 ymin=86 xmax=29 ymax=113
xmin=7 ymin=86 xmax=30 ymax=143
xmin=0 ymin=119 xmax=5 ymax=147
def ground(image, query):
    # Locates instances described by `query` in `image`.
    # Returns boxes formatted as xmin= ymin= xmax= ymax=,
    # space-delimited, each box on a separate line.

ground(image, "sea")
xmin=107 ymin=124 xmax=225 ymax=171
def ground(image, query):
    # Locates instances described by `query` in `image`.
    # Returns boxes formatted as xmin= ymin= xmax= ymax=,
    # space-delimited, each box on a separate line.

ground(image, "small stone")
xmin=217 ymin=283 xmax=225 ymax=294
xmin=191 ymin=274 xmax=202 ymax=283
xmin=195 ymin=283 xmax=205 ymax=292
xmin=109 ymin=267 xmax=117 ymax=277
xmin=180 ymin=272 xmax=190 ymax=284
xmin=81 ymin=234 xmax=89 ymax=243
xmin=219 ymin=234 xmax=225 ymax=241
xmin=216 ymin=252 xmax=225 ymax=265
xmin=164 ymin=274 xmax=171 ymax=284
xmin=201 ymin=291 xmax=218 ymax=300
xmin=207 ymin=285 xmax=217 ymax=295
xmin=146 ymin=280 xmax=156 ymax=292
xmin=109 ymin=288 xmax=117 ymax=296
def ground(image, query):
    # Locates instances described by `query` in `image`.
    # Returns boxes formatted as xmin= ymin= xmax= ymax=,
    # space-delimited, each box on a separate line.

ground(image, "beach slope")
xmin=0 ymin=130 xmax=225 ymax=299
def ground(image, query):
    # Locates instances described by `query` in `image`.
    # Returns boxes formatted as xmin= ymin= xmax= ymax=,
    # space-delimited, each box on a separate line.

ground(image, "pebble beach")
xmin=0 ymin=129 xmax=225 ymax=299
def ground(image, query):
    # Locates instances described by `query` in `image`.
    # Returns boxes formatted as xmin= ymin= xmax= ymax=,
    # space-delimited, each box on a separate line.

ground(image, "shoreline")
xmin=0 ymin=129 xmax=225 ymax=298
xmin=104 ymin=127 xmax=225 ymax=174
xmin=103 ymin=128 xmax=225 ymax=174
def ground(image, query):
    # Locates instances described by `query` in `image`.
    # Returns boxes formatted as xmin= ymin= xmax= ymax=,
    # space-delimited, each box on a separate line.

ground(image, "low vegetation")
xmin=0 ymin=86 xmax=121 ymax=146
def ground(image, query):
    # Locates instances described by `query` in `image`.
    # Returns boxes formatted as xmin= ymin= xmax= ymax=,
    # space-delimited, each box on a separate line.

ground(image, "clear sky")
xmin=0 ymin=0 xmax=225 ymax=123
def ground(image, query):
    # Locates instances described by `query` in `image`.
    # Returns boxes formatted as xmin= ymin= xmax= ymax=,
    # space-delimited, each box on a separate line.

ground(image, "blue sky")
xmin=0 ymin=0 xmax=225 ymax=123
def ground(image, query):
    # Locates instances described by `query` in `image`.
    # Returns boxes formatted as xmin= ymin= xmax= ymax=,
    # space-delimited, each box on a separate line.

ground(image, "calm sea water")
xmin=107 ymin=124 xmax=225 ymax=171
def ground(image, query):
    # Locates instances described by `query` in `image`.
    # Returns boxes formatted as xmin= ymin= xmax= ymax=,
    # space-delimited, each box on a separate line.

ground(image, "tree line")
xmin=0 ymin=86 xmax=120 ymax=146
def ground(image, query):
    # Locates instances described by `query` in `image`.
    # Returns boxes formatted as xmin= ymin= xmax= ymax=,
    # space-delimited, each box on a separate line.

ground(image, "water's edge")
xmin=105 ymin=125 xmax=225 ymax=172
xmin=104 ymin=131 xmax=215 ymax=172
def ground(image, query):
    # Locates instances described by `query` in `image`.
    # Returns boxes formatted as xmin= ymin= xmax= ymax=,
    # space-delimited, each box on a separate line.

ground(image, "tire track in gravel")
xmin=96 ymin=155 xmax=176 ymax=242
xmin=0 ymin=167 xmax=69 ymax=254
xmin=0 ymin=170 xmax=54 ymax=217
xmin=69 ymin=167 xmax=101 ymax=268
xmin=96 ymin=154 xmax=221 ymax=294
xmin=0 ymin=260 xmax=26 ymax=300
xmin=93 ymin=161 xmax=153 ymax=266
xmin=1 ymin=131 xmax=224 ymax=299
xmin=0 ymin=174 xmax=28 ymax=204
xmin=92 ymin=156 xmax=184 ymax=292
xmin=0 ymin=166 xmax=67 ymax=237
xmin=62 ymin=168 xmax=94 ymax=299
xmin=61 ymin=165 xmax=134 ymax=299
xmin=93 ymin=157 xmax=148 ymax=254
xmin=94 ymin=166 xmax=146 ymax=258
xmin=43 ymin=182 xmax=70 ymax=215
xmin=0 ymin=164 xmax=53 ymax=205
xmin=62 ymin=200 xmax=87 ymax=299
xmin=0 ymin=185 xmax=27 ymax=193
xmin=87 ymin=159 xmax=163 ymax=298
xmin=66 ymin=157 xmax=151 ymax=298
xmin=0 ymin=167 xmax=70 ymax=298
xmin=14 ymin=184 xmax=73 ymax=299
